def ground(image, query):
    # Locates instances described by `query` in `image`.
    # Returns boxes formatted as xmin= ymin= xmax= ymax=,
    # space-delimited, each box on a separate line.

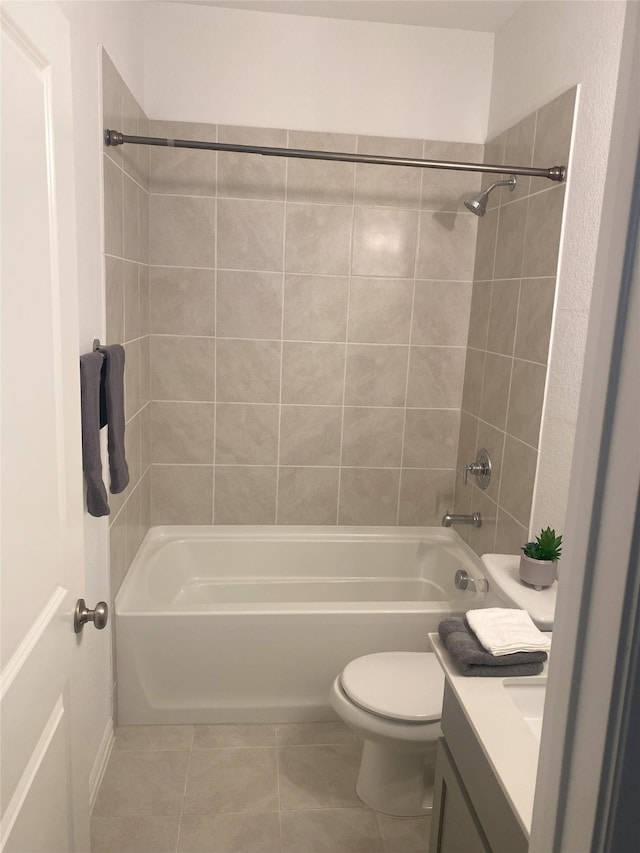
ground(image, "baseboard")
xmin=89 ymin=717 xmax=114 ymax=813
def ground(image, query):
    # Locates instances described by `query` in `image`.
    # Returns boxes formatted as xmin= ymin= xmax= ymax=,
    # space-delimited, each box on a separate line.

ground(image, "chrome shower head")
xmin=464 ymin=192 xmax=489 ymax=217
xmin=464 ymin=175 xmax=517 ymax=216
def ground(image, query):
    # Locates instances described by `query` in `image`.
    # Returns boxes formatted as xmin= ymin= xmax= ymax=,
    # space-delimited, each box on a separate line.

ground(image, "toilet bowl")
xmin=329 ymin=651 xmax=445 ymax=817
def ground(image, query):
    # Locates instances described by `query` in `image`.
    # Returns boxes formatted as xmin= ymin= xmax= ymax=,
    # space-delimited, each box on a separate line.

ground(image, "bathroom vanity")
xmin=428 ymin=633 xmax=548 ymax=853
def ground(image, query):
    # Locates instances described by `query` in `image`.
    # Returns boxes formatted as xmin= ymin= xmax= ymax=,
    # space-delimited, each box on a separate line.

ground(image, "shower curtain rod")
xmin=104 ymin=129 xmax=566 ymax=182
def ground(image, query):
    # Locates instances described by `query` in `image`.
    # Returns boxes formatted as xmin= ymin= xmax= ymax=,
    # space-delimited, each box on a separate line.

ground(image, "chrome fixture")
xmin=464 ymin=448 xmax=492 ymax=489
xmin=104 ymin=130 xmax=566 ymax=182
xmin=465 ymin=175 xmax=517 ymax=216
xmin=441 ymin=512 xmax=482 ymax=528
xmin=74 ymin=598 xmax=109 ymax=633
xmin=454 ymin=569 xmax=488 ymax=593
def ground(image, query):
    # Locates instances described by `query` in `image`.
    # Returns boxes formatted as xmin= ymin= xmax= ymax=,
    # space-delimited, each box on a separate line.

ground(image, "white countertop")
xmin=429 ymin=632 xmax=549 ymax=837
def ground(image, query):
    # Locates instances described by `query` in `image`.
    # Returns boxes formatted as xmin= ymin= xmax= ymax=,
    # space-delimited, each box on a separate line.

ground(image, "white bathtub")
xmin=115 ymin=525 xmax=488 ymax=725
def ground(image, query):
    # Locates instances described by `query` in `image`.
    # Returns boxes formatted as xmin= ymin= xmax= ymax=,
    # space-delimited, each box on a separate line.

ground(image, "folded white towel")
xmin=466 ymin=607 xmax=551 ymax=656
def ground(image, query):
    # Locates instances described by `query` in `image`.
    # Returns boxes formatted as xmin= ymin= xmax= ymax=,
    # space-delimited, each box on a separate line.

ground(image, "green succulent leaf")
xmin=521 ymin=527 xmax=562 ymax=561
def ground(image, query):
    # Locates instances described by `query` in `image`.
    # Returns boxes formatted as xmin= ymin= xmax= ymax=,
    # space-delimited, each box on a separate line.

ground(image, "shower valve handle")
xmin=464 ymin=461 xmax=485 ymax=484
xmin=463 ymin=449 xmax=492 ymax=489
xmin=454 ymin=570 xmax=488 ymax=594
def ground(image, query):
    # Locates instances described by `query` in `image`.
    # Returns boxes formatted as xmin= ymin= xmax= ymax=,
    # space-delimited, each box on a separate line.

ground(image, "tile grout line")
xmin=149 ymin=331 xmax=464 ymax=345
xmin=396 ymin=154 xmax=423 ymax=524
xmin=471 ymin=140 xmax=504 ymax=500
xmin=211 ymin=133 xmax=219 ymax=525
xmin=495 ymin=155 xmax=534 ymax=544
xmin=335 ymin=162 xmax=358 ymax=525
xmin=143 ymin=259 xmax=482 ymax=284
xmin=149 ymin=462 xmax=460 ymax=472
xmin=173 ymin=731 xmax=194 ymax=853
xmin=147 ymin=332 xmax=469 ymax=350
xmin=275 ymin=724 xmax=284 ymax=852
xmin=147 ymin=186 xmax=473 ymax=216
xmin=148 ymin=400 xmax=467 ymax=411
xmin=274 ymin=138 xmax=289 ymax=526
xmin=496 ymin=278 xmax=525 ymax=519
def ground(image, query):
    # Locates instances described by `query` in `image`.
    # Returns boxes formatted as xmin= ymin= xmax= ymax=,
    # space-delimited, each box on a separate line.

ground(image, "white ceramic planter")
xmin=519 ymin=555 xmax=557 ymax=590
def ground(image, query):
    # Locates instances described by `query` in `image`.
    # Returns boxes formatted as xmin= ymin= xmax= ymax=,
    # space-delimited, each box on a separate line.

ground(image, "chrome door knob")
xmin=74 ymin=598 xmax=108 ymax=633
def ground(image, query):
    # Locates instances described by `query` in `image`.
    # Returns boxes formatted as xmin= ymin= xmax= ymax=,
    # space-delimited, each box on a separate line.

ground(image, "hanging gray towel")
xmin=97 ymin=344 xmax=129 ymax=494
xmin=80 ymin=352 xmax=110 ymax=517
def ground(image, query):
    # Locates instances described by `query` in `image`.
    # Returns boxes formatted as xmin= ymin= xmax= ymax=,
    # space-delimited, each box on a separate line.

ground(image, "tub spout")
xmin=441 ymin=511 xmax=482 ymax=528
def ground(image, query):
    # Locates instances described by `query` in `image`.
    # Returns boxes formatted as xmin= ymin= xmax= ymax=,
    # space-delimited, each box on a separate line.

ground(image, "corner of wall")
xmin=455 ymin=88 xmax=576 ymax=557
xmin=102 ymin=48 xmax=151 ymax=599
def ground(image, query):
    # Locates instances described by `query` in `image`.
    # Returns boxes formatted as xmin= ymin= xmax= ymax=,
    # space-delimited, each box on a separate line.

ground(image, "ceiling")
xmin=177 ymin=1 xmax=524 ymax=33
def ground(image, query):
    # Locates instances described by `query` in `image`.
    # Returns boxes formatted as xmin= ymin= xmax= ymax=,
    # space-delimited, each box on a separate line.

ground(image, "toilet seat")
xmin=340 ymin=652 xmax=445 ymax=722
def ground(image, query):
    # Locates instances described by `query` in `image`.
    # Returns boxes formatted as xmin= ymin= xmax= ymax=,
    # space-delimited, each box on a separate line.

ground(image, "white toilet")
xmin=331 ymin=555 xmax=557 ymax=817
xmin=329 ymin=651 xmax=445 ymax=817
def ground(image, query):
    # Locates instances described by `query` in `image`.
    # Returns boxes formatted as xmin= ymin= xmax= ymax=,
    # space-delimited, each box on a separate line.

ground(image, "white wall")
xmin=57 ymin=0 xmax=145 ymax=797
xmin=488 ymin=1 xmax=628 ymax=537
xmin=143 ymin=1 xmax=493 ymax=142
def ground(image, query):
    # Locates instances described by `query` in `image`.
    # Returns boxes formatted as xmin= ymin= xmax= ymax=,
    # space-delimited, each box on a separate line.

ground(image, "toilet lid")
xmin=340 ymin=652 xmax=445 ymax=722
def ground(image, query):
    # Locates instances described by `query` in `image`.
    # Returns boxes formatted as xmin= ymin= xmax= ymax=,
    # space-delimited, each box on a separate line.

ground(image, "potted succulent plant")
xmin=519 ymin=527 xmax=562 ymax=590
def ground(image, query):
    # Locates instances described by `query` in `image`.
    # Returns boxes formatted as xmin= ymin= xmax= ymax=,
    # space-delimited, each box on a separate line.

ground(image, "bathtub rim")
xmin=115 ymin=524 xmax=488 ymax=616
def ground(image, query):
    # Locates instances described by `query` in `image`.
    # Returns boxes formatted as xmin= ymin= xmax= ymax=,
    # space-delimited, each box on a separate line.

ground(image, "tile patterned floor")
xmin=92 ymin=722 xmax=431 ymax=853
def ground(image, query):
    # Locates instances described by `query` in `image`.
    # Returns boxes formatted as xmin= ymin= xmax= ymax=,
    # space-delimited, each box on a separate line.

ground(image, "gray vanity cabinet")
xmin=429 ymin=685 xmax=529 ymax=853
xmin=430 ymin=738 xmax=491 ymax=853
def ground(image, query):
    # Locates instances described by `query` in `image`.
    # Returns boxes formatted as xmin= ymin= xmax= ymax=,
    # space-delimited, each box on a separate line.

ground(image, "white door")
xmin=0 ymin=3 xmax=90 ymax=852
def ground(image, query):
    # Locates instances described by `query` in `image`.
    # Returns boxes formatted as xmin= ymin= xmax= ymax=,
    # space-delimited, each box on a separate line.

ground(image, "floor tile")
xmin=376 ymin=813 xmax=432 ymax=853
xmin=183 ymin=747 xmax=279 ymax=814
xmin=281 ymin=808 xmax=383 ymax=853
xmin=114 ymin=725 xmax=194 ymax=751
xmin=193 ymin=724 xmax=276 ymax=749
xmin=93 ymin=723 xmax=433 ymax=853
xmin=90 ymin=816 xmax=180 ymax=852
xmin=276 ymin=721 xmax=358 ymax=746
xmin=93 ymin=750 xmax=190 ymax=816
xmin=177 ymin=812 xmax=281 ymax=853
xmin=278 ymin=743 xmax=363 ymax=810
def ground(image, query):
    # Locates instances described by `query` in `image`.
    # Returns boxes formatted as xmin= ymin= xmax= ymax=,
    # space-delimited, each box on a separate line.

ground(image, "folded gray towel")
xmin=438 ymin=618 xmax=547 ymax=677
xmin=97 ymin=344 xmax=129 ymax=494
xmin=80 ymin=352 xmax=110 ymax=517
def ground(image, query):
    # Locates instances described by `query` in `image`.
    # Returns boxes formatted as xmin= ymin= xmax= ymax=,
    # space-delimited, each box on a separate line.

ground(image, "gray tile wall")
xmin=102 ymin=51 xmax=151 ymax=593
xmin=454 ymin=88 xmax=576 ymax=556
xmin=146 ymin=120 xmax=483 ymax=525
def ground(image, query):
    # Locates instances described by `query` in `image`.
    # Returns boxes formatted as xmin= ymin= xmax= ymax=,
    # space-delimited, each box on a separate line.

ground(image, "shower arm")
xmin=483 ymin=176 xmax=518 ymax=193
xmin=104 ymin=129 xmax=566 ymax=182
